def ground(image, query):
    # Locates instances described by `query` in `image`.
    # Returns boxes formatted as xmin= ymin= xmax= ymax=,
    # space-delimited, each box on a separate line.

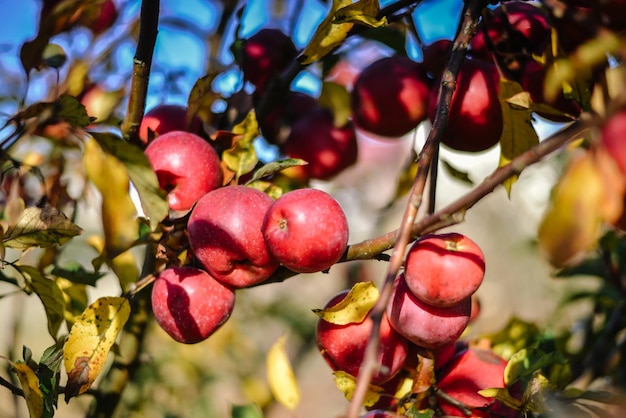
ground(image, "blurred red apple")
xmin=140 ymin=104 xmax=203 ymax=144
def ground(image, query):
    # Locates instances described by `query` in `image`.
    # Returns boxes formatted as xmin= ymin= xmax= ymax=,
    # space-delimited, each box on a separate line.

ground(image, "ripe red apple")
xmin=78 ymin=0 xmax=119 ymax=35
xmin=282 ymin=108 xmax=358 ymax=180
xmin=316 ymin=290 xmax=409 ymax=385
xmin=436 ymin=347 xmax=518 ymax=417
xmin=151 ymin=266 xmax=235 ymax=344
xmin=601 ymin=109 xmax=626 ymax=176
xmin=262 ymin=188 xmax=349 ymax=273
xmin=240 ymin=28 xmax=297 ymax=94
xmin=520 ymin=60 xmax=581 ymax=122
xmin=404 ymin=233 xmax=485 ymax=308
xmin=351 ymin=56 xmax=431 ymax=137
xmin=187 ymin=186 xmax=280 ymax=288
xmin=139 ymin=104 xmax=203 ymax=144
xmin=144 ymin=130 xmax=223 ymax=212
xmin=258 ymin=91 xmax=319 ymax=145
xmin=470 ymin=1 xmax=551 ymax=59
xmin=422 ymin=39 xmax=452 ymax=78
xmin=386 ymin=274 xmax=471 ymax=349
xmin=428 ymin=58 xmax=502 ymax=152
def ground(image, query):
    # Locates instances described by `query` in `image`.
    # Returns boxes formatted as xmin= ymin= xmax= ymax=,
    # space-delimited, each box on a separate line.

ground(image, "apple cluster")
xmin=316 ymin=233 xmax=518 ymax=416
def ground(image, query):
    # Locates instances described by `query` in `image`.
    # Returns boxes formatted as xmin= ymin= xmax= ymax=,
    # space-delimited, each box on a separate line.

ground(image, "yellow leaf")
xmin=300 ymin=0 xmax=354 ymax=65
xmin=83 ymin=137 xmax=138 ymax=257
xmin=313 ymin=281 xmax=379 ymax=325
xmin=498 ymin=79 xmax=539 ymax=196
xmin=538 ymin=150 xmax=605 ymax=267
xmin=222 ymin=111 xmax=259 ymax=180
xmin=266 ymin=335 xmax=300 ymax=410
xmin=319 ymin=81 xmax=351 ymax=127
xmin=332 ymin=370 xmax=384 ymax=407
xmin=18 ymin=265 xmax=65 ymax=338
xmin=333 ymin=0 xmax=387 ymax=28
xmin=3 ymin=205 xmax=82 ymax=250
xmin=63 ymin=296 xmax=130 ymax=400
xmin=109 ymin=250 xmax=139 ymax=293
xmin=12 ymin=362 xmax=44 ymax=418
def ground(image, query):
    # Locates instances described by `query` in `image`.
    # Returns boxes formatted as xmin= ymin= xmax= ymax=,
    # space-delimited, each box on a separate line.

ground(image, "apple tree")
xmin=1 ymin=0 xmax=626 ymax=417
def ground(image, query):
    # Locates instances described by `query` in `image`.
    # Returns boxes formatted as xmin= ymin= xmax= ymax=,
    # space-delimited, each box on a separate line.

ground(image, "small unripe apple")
xmin=316 ymin=290 xmax=409 ymax=385
xmin=404 ymin=233 xmax=485 ymax=308
xmin=428 ymin=58 xmax=502 ymax=152
xmin=139 ymin=104 xmax=203 ymax=144
xmin=436 ymin=348 xmax=518 ymax=417
xmin=386 ymin=274 xmax=471 ymax=349
xmin=240 ymin=28 xmax=297 ymax=94
xmin=262 ymin=188 xmax=349 ymax=273
xmin=144 ymin=130 xmax=223 ymax=212
xmin=151 ymin=266 xmax=235 ymax=344
xmin=351 ymin=56 xmax=431 ymax=137
xmin=283 ymin=108 xmax=358 ymax=180
xmin=187 ymin=186 xmax=280 ymax=288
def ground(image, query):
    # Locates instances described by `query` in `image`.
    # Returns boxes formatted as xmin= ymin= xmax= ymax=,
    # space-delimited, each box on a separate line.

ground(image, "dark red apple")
xmin=404 ymin=233 xmax=485 ymax=308
xmin=282 ymin=108 xmax=358 ymax=180
xmin=436 ymin=348 xmax=517 ymax=417
xmin=351 ymin=56 xmax=431 ymax=137
xmin=428 ymin=58 xmax=502 ymax=152
xmin=262 ymin=188 xmax=349 ymax=273
xmin=151 ymin=266 xmax=235 ymax=344
xmin=240 ymin=28 xmax=297 ymax=94
xmin=187 ymin=186 xmax=280 ymax=288
xmin=79 ymin=0 xmax=119 ymax=35
xmin=258 ymin=91 xmax=319 ymax=145
xmin=470 ymin=1 xmax=551 ymax=59
xmin=422 ymin=39 xmax=452 ymax=78
xmin=316 ymin=290 xmax=409 ymax=385
xmin=139 ymin=104 xmax=203 ymax=144
xmin=386 ymin=274 xmax=471 ymax=349
xmin=600 ymin=110 xmax=626 ymax=176
xmin=144 ymin=130 xmax=223 ymax=212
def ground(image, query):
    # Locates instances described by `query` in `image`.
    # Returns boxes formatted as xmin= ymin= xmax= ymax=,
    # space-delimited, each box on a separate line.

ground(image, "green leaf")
xmin=404 ymin=405 xmax=435 ymax=418
xmin=223 ymin=111 xmax=259 ymax=180
xmin=245 ymin=159 xmax=308 ymax=185
xmin=319 ymin=81 xmax=351 ymax=126
xmin=441 ymin=159 xmax=474 ymax=185
xmin=56 ymin=94 xmax=91 ymax=128
xmin=478 ymin=388 xmax=523 ymax=410
xmin=90 ymin=132 xmax=168 ymax=230
xmin=17 ymin=265 xmax=65 ymax=339
xmin=553 ymin=254 xmax=605 ymax=279
xmin=38 ymin=338 xmax=65 ymax=418
xmin=3 ymin=205 xmax=83 ymax=250
xmin=498 ymin=78 xmax=539 ymax=196
xmin=504 ymin=348 xmax=567 ymax=386
xmin=51 ymin=261 xmax=105 ymax=286
xmin=231 ymin=403 xmax=265 ymax=418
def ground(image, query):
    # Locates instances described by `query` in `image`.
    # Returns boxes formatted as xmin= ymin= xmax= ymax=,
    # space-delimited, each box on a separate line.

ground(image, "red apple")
xmin=316 ymin=290 xmax=409 ymax=385
xmin=151 ymin=266 xmax=235 ymax=344
xmin=282 ymin=108 xmax=358 ymax=180
xmin=436 ymin=348 xmax=517 ymax=417
xmin=404 ymin=233 xmax=485 ymax=308
xmin=144 ymin=130 xmax=223 ymax=212
xmin=240 ymin=28 xmax=297 ymax=94
xmin=258 ymin=91 xmax=319 ymax=145
xmin=470 ymin=1 xmax=551 ymax=59
xmin=386 ymin=274 xmax=471 ymax=349
xmin=351 ymin=56 xmax=431 ymax=137
xmin=139 ymin=104 xmax=203 ymax=144
xmin=79 ymin=0 xmax=119 ymax=35
xmin=262 ymin=188 xmax=349 ymax=273
xmin=187 ymin=186 xmax=280 ymax=288
xmin=601 ymin=109 xmax=626 ymax=176
xmin=428 ymin=58 xmax=502 ymax=152
xmin=422 ymin=39 xmax=452 ymax=78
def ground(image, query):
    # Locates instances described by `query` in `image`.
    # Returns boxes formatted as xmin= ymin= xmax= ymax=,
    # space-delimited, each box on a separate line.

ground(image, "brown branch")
xmin=120 ymin=0 xmax=160 ymax=144
xmin=346 ymin=0 xmax=489 ymax=415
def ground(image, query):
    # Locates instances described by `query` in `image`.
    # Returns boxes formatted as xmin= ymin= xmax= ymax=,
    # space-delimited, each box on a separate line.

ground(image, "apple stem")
xmin=346 ymin=1 xmax=489 ymax=416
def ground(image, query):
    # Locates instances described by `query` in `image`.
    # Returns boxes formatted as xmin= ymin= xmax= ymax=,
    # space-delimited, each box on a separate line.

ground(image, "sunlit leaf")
xmin=188 ymin=72 xmax=220 ymax=128
xmin=222 ymin=111 xmax=259 ymax=180
xmin=18 ymin=265 xmax=65 ymax=339
xmin=333 ymin=0 xmax=386 ymax=28
xmin=109 ymin=249 xmax=139 ymax=292
xmin=245 ymin=159 xmax=307 ymax=185
xmin=266 ymin=335 xmax=300 ymax=410
xmin=488 ymin=317 xmax=541 ymax=361
xmin=520 ymin=373 xmax=553 ymax=413
xmin=504 ymin=348 xmax=567 ymax=386
xmin=404 ymin=405 xmax=435 ymax=418
xmin=479 ymin=387 xmax=523 ymax=410
xmin=83 ymin=137 xmax=138 ymax=257
xmin=299 ymin=0 xmax=354 ymax=65
xmin=498 ymin=78 xmax=539 ymax=196
xmin=312 ymin=281 xmax=379 ymax=325
xmin=90 ymin=132 xmax=168 ymax=230
xmin=332 ymin=370 xmax=384 ymax=407
xmin=63 ymin=296 xmax=130 ymax=401
xmin=3 ymin=205 xmax=82 ymax=250
xmin=56 ymin=277 xmax=88 ymax=331
xmin=231 ymin=403 xmax=265 ymax=418
xmin=319 ymin=81 xmax=351 ymax=126
xmin=12 ymin=362 xmax=45 ymax=418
